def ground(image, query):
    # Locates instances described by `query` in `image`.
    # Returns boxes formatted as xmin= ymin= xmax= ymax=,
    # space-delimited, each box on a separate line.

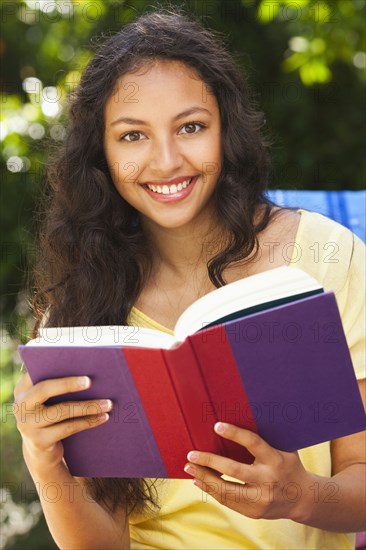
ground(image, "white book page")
xmin=174 ymin=266 xmax=322 ymax=342
xmin=27 ymin=325 xmax=174 ymax=349
xmin=25 ymin=268 xmax=321 ymax=349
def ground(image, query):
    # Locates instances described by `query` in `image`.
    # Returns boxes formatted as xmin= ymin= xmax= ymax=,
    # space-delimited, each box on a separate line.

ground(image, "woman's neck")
xmin=141 ymin=213 xmax=228 ymax=285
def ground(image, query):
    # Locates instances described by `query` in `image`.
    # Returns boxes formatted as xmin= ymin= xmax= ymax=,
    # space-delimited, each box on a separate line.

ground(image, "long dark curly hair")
xmin=33 ymin=8 xmax=274 ymax=515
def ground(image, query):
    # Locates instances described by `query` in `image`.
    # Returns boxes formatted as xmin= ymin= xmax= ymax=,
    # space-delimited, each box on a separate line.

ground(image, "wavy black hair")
xmin=33 ymin=8 xmax=274 ymax=515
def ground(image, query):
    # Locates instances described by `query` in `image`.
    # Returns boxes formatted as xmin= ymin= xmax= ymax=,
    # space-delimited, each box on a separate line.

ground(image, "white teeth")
xmin=146 ymin=177 xmax=194 ymax=194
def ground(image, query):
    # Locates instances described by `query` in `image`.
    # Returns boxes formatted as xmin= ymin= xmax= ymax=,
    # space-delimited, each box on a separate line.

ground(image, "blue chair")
xmin=267 ymin=190 xmax=365 ymax=242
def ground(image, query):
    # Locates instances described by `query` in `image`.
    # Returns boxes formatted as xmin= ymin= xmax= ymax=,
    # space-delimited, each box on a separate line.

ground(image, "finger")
xmin=184 ymin=461 xmax=222 ymax=487
xmin=187 ymin=464 xmax=268 ymax=518
xmin=22 ymin=376 xmax=92 ymax=408
xmin=40 ymin=412 xmax=110 ymax=448
xmin=185 ymin=451 xmax=257 ymax=484
xmin=214 ymin=423 xmax=278 ymax=462
xmin=13 ymin=372 xmax=33 ymax=398
xmin=186 ymin=465 xmax=246 ymax=506
xmin=39 ymin=399 xmax=113 ymax=426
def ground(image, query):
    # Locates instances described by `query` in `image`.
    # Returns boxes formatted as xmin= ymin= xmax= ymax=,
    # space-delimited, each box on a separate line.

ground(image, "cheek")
xmin=106 ymin=153 xmax=142 ymax=187
xmin=184 ymin=141 xmax=221 ymax=178
xmin=104 ymin=136 xmax=142 ymax=179
xmin=201 ymin=130 xmax=222 ymax=160
xmin=200 ymin=139 xmax=222 ymax=180
xmin=120 ymin=162 xmax=141 ymax=185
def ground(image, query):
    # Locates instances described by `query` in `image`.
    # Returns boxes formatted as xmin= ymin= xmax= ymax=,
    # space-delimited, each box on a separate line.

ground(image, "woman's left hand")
xmin=184 ymin=422 xmax=314 ymax=522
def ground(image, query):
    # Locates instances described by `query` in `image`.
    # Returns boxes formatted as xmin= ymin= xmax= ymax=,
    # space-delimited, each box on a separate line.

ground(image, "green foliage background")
xmin=1 ymin=0 xmax=365 ymax=547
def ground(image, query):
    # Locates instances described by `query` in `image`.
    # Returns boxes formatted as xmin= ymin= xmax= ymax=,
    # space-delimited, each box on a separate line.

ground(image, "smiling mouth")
xmin=144 ymin=177 xmax=194 ymax=195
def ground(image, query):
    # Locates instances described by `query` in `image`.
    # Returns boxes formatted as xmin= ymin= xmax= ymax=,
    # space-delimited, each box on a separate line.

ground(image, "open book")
xmin=19 ymin=267 xmax=365 ymax=478
xmin=26 ymin=266 xmax=323 ymax=349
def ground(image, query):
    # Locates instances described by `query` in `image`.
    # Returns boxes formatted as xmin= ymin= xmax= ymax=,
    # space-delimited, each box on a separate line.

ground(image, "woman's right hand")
xmin=13 ymin=372 xmax=112 ymax=474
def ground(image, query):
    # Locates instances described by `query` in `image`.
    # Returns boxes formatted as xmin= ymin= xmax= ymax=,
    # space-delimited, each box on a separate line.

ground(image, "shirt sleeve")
xmin=337 ymin=232 xmax=366 ymax=380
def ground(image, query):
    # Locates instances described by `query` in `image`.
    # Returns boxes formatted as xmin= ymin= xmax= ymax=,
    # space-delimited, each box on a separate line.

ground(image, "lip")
xmin=142 ymin=175 xmax=198 ymax=203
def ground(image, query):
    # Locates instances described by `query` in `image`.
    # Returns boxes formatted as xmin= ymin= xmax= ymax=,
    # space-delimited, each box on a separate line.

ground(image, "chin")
xmin=150 ymin=214 xmax=197 ymax=230
xmin=158 ymin=219 xmax=193 ymax=230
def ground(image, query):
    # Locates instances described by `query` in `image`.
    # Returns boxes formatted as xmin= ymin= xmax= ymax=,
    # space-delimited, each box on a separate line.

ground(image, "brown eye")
xmin=184 ymin=123 xmax=197 ymax=133
xmin=180 ymin=122 xmax=205 ymax=135
xmin=122 ymin=131 xmax=144 ymax=142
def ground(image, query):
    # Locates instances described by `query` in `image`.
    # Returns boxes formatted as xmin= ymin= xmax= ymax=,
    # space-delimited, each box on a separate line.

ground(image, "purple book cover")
xmin=18 ymin=292 xmax=366 ymax=478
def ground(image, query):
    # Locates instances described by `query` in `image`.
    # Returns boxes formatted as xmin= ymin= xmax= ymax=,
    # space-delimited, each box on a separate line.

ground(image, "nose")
xmin=148 ymin=136 xmax=183 ymax=176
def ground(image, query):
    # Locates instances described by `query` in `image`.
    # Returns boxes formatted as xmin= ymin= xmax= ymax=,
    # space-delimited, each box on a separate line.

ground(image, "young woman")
xmin=13 ymin=10 xmax=365 ymax=550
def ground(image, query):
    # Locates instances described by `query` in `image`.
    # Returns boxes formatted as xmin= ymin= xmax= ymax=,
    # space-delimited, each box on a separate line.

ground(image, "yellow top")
xmin=128 ymin=210 xmax=365 ymax=550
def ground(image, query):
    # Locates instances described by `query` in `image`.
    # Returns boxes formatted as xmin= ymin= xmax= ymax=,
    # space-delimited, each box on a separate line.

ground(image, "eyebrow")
xmin=110 ymin=106 xmax=212 ymax=126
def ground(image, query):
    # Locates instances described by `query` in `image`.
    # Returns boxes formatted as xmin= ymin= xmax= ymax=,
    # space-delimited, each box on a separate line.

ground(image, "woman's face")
xmin=104 ymin=60 xmax=222 ymax=232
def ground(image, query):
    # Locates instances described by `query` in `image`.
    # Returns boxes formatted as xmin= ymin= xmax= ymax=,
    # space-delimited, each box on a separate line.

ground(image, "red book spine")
xmin=124 ymin=347 xmax=194 ymax=477
xmin=163 ymin=340 xmax=226 ymax=456
xmin=189 ymin=327 xmax=258 ymax=464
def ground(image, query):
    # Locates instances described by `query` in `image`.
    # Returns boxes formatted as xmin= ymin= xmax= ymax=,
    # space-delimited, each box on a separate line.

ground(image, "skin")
xmin=183 ymin=411 xmax=366 ymax=531
xmin=103 ymin=60 xmax=224 ymax=282
xmin=13 ymin=373 xmax=129 ymax=549
xmin=14 ymin=59 xmax=366 ymax=549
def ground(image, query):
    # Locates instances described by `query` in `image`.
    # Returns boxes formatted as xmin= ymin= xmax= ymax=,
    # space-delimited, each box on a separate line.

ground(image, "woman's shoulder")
xmin=269 ymin=205 xmax=357 ymax=247
xmin=290 ymin=208 xmax=365 ymax=298
xmin=294 ymin=207 xmax=364 ymax=266
xmin=295 ymin=208 xmax=358 ymax=244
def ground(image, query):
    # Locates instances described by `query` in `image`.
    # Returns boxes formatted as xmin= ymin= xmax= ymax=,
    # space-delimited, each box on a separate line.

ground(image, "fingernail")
xmin=214 ymin=422 xmax=226 ymax=434
xmin=98 ymin=412 xmax=109 ymax=422
xmin=187 ymin=451 xmax=199 ymax=462
xmin=99 ymin=399 xmax=113 ymax=411
xmin=184 ymin=464 xmax=196 ymax=475
xmin=78 ymin=376 xmax=90 ymax=388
